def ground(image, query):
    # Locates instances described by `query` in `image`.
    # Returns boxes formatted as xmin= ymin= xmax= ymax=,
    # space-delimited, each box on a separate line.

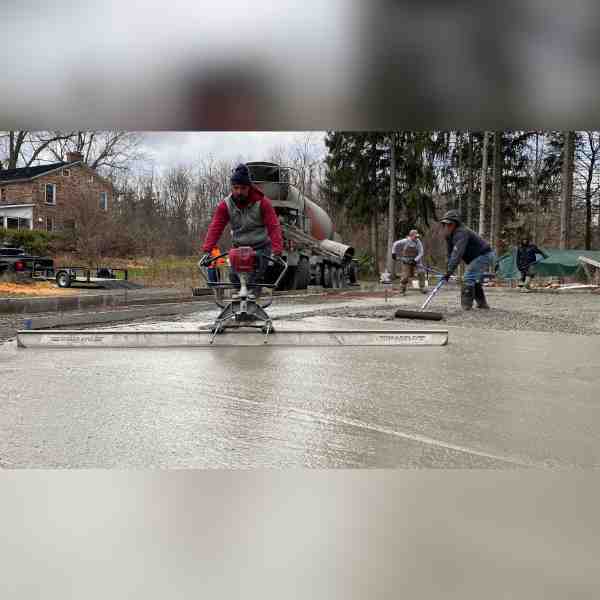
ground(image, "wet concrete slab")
xmin=2 ymin=316 xmax=600 ymax=468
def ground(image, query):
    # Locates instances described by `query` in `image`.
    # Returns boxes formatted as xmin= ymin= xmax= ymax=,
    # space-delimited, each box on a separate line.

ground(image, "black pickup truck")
xmin=0 ymin=246 xmax=55 ymax=279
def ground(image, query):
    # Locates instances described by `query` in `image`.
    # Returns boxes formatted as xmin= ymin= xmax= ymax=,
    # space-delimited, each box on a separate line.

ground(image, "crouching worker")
xmin=198 ymin=163 xmax=284 ymax=299
xmin=517 ymin=236 xmax=548 ymax=292
xmin=392 ymin=229 xmax=427 ymax=294
xmin=439 ymin=209 xmax=494 ymax=310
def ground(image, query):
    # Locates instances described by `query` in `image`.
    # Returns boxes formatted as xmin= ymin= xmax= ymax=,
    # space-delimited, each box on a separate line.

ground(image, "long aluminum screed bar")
xmin=16 ymin=328 xmax=449 ymax=348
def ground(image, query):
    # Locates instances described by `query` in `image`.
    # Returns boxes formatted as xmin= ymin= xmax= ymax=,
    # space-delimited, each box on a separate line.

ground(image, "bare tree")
xmin=386 ymin=133 xmax=398 ymax=274
xmin=574 ymin=131 xmax=600 ymax=249
xmin=161 ymin=166 xmax=194 ymax=255
xmin=490 ymin=130 xmax=503 ymax=252
xmin=189 ymin=156 xmax=233 ymax=250
xmin=62 ymin=189 xmax=113 ymax=264
xmin=0 ymin=131 xmax=72 ymax=169
xmin=466 ymin=132 xmax=474 ymax=228
xmin=47 ymin=131 xmax=146 ymax=173
xmin=560 ymin=131 xmax=575 ymax=249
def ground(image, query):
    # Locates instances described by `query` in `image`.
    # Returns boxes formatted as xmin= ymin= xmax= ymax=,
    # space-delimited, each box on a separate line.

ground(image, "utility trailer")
xmin=52 ymin=266 xmax=137 ymax=289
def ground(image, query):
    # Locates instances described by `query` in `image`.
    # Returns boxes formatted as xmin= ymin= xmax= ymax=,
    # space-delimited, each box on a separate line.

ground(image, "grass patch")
xmin=50 ymin=255 xmax=203 ymax=289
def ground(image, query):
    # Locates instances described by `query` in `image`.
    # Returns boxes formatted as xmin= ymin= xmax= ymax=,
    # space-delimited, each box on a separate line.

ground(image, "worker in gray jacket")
xmin=392 ymin=229 xmax=427 ymax=294
xmin=439 ymin=209 xmax=495 ymax=310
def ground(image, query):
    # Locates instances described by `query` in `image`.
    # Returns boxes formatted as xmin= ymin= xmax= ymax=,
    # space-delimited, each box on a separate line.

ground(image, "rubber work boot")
xmin=461 ymin=285 xmax=474 ymax=310
xmin=400 ymin=283 xmax=407 ymax=295
xmin=474 ymin=283 xmax=490 ymax=309
xmin=521 ymin=276 xmax=533 ymax=293
xmin=418 ymin=272 xmax=428 ymax=294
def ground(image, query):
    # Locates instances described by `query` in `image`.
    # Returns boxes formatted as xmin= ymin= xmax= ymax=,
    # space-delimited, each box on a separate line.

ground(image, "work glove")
xmin=441 ymin=272 xmax=452 ymax=282
xmin=198 ymin=253 xmax=212 ymax=268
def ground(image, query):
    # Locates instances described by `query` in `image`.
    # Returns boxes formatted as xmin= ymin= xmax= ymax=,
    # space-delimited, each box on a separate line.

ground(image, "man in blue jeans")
xmin=439 ymin=209 xmax=495 ymax=310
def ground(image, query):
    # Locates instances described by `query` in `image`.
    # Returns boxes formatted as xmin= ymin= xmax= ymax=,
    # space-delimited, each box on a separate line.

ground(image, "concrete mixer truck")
xmin=245 ymin=161 xmax=358 ymax=291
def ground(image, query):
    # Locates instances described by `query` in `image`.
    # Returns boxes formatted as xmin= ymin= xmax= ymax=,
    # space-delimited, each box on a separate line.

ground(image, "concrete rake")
xmin=394 ymin=279 xmax=446 ymax=321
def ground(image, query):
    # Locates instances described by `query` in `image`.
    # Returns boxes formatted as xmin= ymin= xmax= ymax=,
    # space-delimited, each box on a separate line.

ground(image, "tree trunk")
xmin=533 ymin=132 xmax=540 ymax=242
xmin=478 ymin=131 xmax=489 ymax=237
xmin=490 ymin=130 xmax=503 ymax=253
xmin=374 ymin=213 xmax=380 ymax=273
xmin=457 ymin=131 xmax=463 ymax=217
xmin=467 ymin=132 xmax=474 ymax=228
xmin=583 ymin=133 xmax=598 ymax=251
xmin=585 ymin=190 xmax=592 ymax=250
xmin=8 ymin=131 xmax=27 ymax=169
xmin=560 ymin=131 xmax=575 ymax=250
xmin=370 ymin=211 xmax=377 ymax=260
xmin=386 ymin=133 xmax=397 ymax=274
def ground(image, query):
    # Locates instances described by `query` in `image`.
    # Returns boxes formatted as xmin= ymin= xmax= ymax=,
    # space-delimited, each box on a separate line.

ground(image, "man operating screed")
xmin=439 ymin=209 xmax=495 ymax=310
xmin=392 ymin=229 xmax=427 ymax=294
xmin=199 ymin=163 xmax=283 ymax=298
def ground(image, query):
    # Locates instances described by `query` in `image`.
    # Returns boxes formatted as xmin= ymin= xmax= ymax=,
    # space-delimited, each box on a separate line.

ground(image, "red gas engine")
xmin=228 ymin=247 xmax=256 ymax=273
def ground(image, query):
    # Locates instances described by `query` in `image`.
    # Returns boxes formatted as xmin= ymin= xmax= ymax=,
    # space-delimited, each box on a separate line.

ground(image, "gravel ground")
xmin=280 ymin=288 xmax=600 ymax=336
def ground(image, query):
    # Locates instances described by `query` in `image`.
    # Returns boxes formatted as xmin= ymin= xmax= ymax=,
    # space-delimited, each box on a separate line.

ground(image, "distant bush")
xmin=0 ymin=228 xmax=57 ymax=255
xmin=355 ymin=251 xmax=377 ymax=277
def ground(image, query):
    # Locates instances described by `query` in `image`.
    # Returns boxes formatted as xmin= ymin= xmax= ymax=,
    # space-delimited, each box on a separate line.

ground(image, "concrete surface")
xmin=2 ymin=314 xmax=600 ymax=468
xmin=0 ymin=286 xmax=205 ymax=315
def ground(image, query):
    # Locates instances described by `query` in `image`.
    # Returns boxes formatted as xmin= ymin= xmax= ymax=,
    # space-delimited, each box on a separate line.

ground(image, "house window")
xmin=7 ymin=217 xmax=19 ymax=230
xmin=62 ymin=168 xmax=71 ymax=177
xmin=0 ymin=188 xmax=6 ymax=201
xmin=46 ymin=216 xmax=54 ymax=232
xmin=99 ymin=191 xmax=108 ymax=211
xmin=45 ymin=183 xmax=56 ymax=205
xmin=18 ymin=217 xmax=31 ymax=230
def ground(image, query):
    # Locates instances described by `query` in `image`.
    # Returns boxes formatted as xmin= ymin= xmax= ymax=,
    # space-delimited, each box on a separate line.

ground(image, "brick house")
xmin=0 ymin=152 xmax=114 ymax=233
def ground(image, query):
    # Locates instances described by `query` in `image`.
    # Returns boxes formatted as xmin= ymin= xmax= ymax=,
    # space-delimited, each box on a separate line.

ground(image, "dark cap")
xmin=440 ymin=209 xmax=461 ymax=224
xmin=231 ymin=163 xmax=251 ymax=186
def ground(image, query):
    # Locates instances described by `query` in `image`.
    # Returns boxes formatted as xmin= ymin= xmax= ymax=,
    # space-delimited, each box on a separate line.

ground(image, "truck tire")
xmin=281 ymin=265 xmax=296 ymax=291
xmin=322 ymin=264 xmax=332 ymax=288
xmin=331 ymin=266 xmax=340 ymax=289
xmin=337 ymin=267 xmax=345 ymax=288
xmin=56 ymin=270 xmax=71 ymax=288
xmin=348 ymin=262 xmax=358 ymax=284
xmin=293 ymin=258 xmax=309 ymax=290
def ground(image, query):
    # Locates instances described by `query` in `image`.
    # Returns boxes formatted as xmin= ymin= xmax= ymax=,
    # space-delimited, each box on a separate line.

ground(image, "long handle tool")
xmin=394 ymin=278 xmax=446 ymax=321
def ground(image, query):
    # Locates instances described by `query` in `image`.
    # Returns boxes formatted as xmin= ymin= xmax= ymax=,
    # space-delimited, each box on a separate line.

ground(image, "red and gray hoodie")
xmin=202 ymin=185 xmax=283 ymax=254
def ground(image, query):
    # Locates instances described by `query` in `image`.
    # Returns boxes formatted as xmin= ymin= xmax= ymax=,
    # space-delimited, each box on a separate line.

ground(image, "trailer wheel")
xmin=56 ymin=270 xmax=71 ymax=288
xmin=337 ymin=267 xmax=346 ymax=288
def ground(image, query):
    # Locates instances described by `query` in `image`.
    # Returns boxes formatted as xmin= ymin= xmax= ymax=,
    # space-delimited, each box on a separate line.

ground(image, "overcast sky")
xmin=141 ymin=132 xmax=327 ymax=171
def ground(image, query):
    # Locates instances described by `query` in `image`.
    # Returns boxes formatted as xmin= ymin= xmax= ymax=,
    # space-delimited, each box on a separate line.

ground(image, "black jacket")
xmin=447 ymin=225 xmax=492 ymax=273
xmin=517 ymin=244 xmax=548 ymax=272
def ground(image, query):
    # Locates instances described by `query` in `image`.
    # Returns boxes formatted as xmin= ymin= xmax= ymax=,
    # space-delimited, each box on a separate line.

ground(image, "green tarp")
xmin=495 ymin=249 xmax=600 ymax=280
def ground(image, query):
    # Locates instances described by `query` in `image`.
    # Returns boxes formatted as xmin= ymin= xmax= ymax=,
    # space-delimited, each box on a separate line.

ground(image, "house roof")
xmin=0 ymin=161 xmax=81 ymax=183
